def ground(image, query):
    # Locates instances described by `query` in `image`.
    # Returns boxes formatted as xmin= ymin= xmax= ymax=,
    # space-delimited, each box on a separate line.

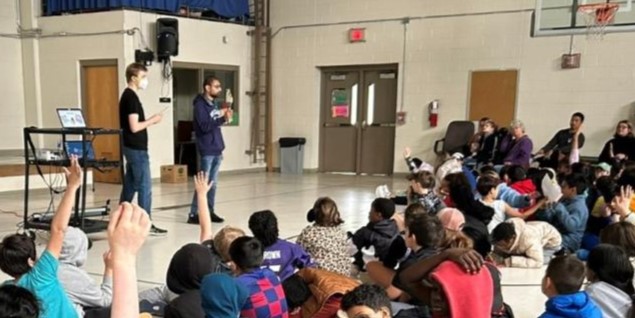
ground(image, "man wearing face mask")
xmin=187 ymin=76 xmax=232 ymax=224
xmin=118 ymin=62 xmax=167 ymax=235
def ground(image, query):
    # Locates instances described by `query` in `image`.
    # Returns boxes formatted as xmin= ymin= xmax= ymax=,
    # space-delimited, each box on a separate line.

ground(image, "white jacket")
xmin=502 ymin=218 xmax=562 ymax=268
xmin=586 ymin=281 xmax=632 ymax=318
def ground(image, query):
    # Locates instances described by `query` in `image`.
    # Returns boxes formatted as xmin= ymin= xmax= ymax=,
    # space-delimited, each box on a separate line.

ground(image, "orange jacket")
xmin=296 ymin=268 xmax=360 ymax=318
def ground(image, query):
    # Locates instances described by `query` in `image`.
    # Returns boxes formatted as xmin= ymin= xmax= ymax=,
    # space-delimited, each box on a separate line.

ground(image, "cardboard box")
xmin=161 ymin=165 xmax=187 ymax=183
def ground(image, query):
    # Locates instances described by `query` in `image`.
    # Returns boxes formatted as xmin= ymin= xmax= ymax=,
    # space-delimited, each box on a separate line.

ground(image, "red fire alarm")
xmin=349 ymin=28 xmax=366 ymax=43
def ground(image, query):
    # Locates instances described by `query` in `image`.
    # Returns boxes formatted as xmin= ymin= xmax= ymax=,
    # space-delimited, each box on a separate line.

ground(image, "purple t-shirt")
xmin=261 ymin=239 xmax=314 ymax=281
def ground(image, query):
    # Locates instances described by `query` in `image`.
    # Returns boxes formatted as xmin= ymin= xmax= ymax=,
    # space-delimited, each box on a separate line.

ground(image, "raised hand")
xmin=194 ymin=171 xmax=213 ymax=195
xmin=64 ymin=156 xmax=82 ymax=190
xmin=107 ymin=203 xmax=151 ymax=260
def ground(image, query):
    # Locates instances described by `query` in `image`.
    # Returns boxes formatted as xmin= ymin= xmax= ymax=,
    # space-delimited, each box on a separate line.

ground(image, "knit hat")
xmin=201 ymin=274 xmax=249 ymax=318
xmin=437 ymin=208 xmax=466 ymax=231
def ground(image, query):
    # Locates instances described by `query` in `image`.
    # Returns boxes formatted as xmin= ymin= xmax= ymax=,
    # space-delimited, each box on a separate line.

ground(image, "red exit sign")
xmin=349 ymin=28 xmax=366 ymax=43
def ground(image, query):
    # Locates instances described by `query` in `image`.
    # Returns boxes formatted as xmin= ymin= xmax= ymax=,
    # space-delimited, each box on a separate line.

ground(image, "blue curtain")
xmin=46 ymin=0 xmax=249 ymax=17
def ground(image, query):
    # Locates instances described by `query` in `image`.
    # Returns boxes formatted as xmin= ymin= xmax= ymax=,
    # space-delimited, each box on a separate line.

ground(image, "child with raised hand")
xmin=108 ymin=202 xmax=152 ymax=318
xmin=297 ymin=197 xmax=350 ymax=276
xmin=0 ymin=156 xmax=82 ymax=318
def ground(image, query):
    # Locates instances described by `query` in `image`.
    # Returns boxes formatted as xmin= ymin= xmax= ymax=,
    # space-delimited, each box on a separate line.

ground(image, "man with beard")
xmin=187 ymin=76 xmax=232 ymax=224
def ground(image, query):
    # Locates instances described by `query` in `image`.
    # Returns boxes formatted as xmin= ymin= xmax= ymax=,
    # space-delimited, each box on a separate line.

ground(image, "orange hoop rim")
xmin=577 ymin=2 xmax=619 ymax=14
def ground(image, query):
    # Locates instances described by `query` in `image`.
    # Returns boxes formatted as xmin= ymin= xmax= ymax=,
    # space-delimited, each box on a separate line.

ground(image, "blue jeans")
xmin=120 ymin=147 xmax=152 ymax=216
xmin=189 ymin=155 xmax=222 ymax=217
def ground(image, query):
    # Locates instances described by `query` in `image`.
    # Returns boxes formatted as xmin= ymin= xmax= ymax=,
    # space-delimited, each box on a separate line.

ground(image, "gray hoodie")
xmin=58 ymin=227 xmax=113 ymax=316
xmin=586 ymin=281 xmax=633 ymax=318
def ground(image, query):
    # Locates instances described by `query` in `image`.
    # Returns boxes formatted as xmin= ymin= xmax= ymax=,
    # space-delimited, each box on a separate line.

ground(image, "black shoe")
xmin=150 ymin=225 xmax=168 ymax=236
xmin=186 ymin=215 xmax=200 ymax=225
xmin=210 ymin=212 xmax=224 ymax=223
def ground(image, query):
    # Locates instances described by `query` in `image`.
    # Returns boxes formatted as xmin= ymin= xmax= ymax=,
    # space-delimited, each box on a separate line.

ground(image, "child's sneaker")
xmin=375 ymin=185 xmax=392 ymax=198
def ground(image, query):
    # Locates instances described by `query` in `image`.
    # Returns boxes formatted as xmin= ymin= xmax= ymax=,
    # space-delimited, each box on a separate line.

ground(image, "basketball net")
xmin=577 ymin=2 xmax=619 ymax=38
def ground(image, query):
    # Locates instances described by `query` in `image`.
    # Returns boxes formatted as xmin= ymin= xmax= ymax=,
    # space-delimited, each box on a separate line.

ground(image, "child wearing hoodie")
xmin=350 ymin=198 xmax=400 ymax=269
xmin=585 ymin=244 xmax=634 ymax=318
xmin=200 ymin=274 xmax=248 ymax=318
xmin=539 ymin=256 xmax=601 ymax=318
xmin=58 ymin=227 xmax=113 ymax=316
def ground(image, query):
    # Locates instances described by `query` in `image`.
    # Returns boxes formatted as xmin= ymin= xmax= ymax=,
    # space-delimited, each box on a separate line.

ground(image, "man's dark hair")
xmin=406 ymin=213 xmax=444 ymax=249
xmin=0 ymin=285 xmax=39 ymax=318
xmin=572 ymin=112 xmax=585 ymax=123
xmin=545 ymin=256 xmax=586 ymax=295
xmin=476 ymin=175 xmax=499 ymax=197
xmin=0 ymin=234 xmax=36 ymax=277
xmin=203 ymin=76 xmax=220 ymax=89
xmin=125 ymin=62 xmax=147 ymax=83
xmin=248 ymin=210 xmax=279 ymax=248
xmin=492 ymin=222 xmax=516 ymax=243
xmin=229 ymin=236 xmax=263 ymax=272
xmin=341 ymin=284 xmax=391 ymax=314
xmin=371 ymin=198 xmax=396 ymax=220
xmin=562 ymin=173 xmax=588 ymax=195
xmin=282 ymin=274 xmax=312 ymax=309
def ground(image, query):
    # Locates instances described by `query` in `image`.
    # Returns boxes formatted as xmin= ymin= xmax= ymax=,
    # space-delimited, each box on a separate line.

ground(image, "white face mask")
xmin=139 ymin=78 xmax=149 ymax=90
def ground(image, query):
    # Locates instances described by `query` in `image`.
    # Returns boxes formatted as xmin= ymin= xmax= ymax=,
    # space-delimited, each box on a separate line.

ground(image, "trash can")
xmin=279 ymin=137 xmax=306 ymax=174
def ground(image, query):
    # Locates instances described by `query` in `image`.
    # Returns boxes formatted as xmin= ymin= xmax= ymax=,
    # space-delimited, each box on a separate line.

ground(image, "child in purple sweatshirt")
xmin=248 ymin=210 xmax=314 ymax=280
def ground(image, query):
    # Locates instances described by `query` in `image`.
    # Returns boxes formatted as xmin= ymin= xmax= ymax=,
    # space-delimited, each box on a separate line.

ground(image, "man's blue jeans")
xmin=190 ymin=155 xmax=222 ymax=218
xmin=120 ymin=147 xmax=152 ymax=216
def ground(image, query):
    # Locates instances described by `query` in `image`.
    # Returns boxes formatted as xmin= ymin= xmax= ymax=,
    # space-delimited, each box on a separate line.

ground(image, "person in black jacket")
xmin=475 ymin=119 xmax=500 ymax=167
xmin=537 ymin=112 xmax=585 ymax=169
xmin=598 ymin=120 xmax=635 ymax=166
xmin=350 ymin=198 xmax=399 ymax=270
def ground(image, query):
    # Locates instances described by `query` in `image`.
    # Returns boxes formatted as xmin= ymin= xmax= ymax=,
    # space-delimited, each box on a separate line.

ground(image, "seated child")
xmin=0 ymin=285 xmax=39 ymax=318
xmin=503 ymin=165 xmax=535 ymax=195
xmin=491 ymin=218 xmax=562 ymax=268
xmin=58 ymin=227 xmax=113 ymax=316
xmin=585 ymin=244 xmax=634 ymax=318
xmin=577 ymin=177 xmax=617 ymax=260
xmin=282 ymin=268 xmax=359 ymax=318
xmin=350 ymin=198 xmax=399 ymax=269
xmin=474 ymin=119 xmax=500 ymax=167
xmin=366 ymin=212 xmax=442 ymax=301
xmin=437 ymin=208 xmax=473 ymax=249
xmin=537 ymin=173 xmax=589 ymax=253
xmin=297 ymin=197 xmax=350 ymax=276
xmin=230 ymin=236 xmax=289 ymax=318
xmin=0 ymin=158 xmax=82 ymax=318
xmin=539 ymin=256 xmax=601 ymax=318
xmin=406 ymin=171 xmax=446 ymax=214
xmin=340 ymin=284 xmax=392 ymax=318
xmin=164 ymin=243 xmax=215 ymax=318
xmin=249 ymin=210 xmax=314 ymax=280
xmin=599 ymin=221 xmax=635 ymax=260
xmin=477 ymin=175 xmax=545 ymax=232
xmin=200 ymin=274 xmax=249 ymax=318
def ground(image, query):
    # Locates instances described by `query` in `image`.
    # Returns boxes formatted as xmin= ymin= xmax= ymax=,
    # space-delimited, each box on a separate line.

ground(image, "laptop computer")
xmin=56 ymin=108 xmax=87 ymax=128
xmin=65 ymin=141 xmax=95 ymax=160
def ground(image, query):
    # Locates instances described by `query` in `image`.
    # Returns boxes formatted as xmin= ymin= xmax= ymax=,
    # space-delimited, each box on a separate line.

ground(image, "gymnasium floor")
xmin=0 ymin=172 xmax=545 ymax=317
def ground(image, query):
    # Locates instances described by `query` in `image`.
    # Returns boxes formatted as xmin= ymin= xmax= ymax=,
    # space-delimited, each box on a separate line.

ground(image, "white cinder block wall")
xmin=0 ymin=0 xmax=27 ymax=149
xmin=270 ymin=0 xmax=635 ymax=173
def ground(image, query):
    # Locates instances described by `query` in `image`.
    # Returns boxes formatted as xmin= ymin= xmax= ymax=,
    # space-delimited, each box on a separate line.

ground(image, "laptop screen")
xmin=57 ymin=108 xmax=86 ymax=128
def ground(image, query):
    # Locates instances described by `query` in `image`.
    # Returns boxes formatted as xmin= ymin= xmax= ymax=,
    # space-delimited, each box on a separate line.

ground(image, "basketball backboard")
xmin=533 ymin=0 xmax=635 ymax=36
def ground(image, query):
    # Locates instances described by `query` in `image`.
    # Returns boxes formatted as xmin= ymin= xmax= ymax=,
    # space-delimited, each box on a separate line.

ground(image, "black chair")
xmin=433 ymin=121 xmax=476 ymax=155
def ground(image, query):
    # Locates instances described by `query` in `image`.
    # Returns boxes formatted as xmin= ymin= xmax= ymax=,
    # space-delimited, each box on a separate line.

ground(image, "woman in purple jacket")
xmin=499 ymin=120 xmax=534 ymax=169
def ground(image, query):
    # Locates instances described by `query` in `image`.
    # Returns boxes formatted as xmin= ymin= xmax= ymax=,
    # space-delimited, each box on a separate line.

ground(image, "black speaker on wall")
xmin=156 ymin=18 xmax=179 ymax=62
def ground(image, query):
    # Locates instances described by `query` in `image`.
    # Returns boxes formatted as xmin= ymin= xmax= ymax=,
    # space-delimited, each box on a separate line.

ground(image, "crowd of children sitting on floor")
xmin=2 ymin=114 xmax=635 ymax=318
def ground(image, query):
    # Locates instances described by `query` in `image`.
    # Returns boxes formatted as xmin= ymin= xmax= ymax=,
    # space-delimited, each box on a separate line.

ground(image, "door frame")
xmin=466 ymin=69 xmax=520 ymax=126
xmin=318 ymin=63 xmax=398 ymax=174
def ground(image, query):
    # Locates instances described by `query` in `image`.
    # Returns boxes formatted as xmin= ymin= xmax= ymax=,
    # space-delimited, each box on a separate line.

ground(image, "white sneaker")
xmin=375 ymin=185 xmax=391 ymax=198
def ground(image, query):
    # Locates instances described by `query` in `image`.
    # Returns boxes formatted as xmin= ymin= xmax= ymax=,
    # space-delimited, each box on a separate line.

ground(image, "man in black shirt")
xmin=119 ymin=63 xmax=167 ymax=235
xmin=537 ymin=112 xmax=586 ymax=169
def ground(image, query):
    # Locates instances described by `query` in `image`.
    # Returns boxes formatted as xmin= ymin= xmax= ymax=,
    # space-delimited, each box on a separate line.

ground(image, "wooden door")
xmin=83 ymin=64 xmax=122 ymax=184
xmin=469 ymin=70 xmax=518 ymax=128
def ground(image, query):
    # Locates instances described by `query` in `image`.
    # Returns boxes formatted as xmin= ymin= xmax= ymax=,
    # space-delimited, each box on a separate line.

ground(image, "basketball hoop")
xmin=577 ymin=1 xmax=619 ymax=38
